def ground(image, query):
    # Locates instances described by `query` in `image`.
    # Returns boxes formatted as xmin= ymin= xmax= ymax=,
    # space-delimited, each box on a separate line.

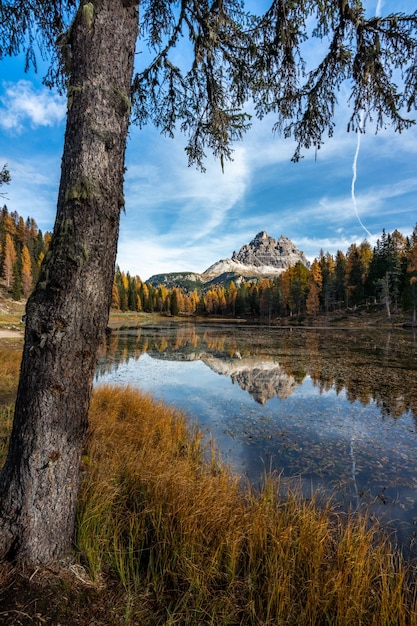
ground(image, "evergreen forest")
xmin=2 ymin=206 xmax=416 ymax=322
xmin=113 ymin=226 xmax=417 ymax=322
xmin=0 ymin=206 xmax=50 ymax=301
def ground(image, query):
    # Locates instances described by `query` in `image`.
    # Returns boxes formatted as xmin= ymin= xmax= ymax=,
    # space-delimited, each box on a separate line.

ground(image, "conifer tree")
xmin=11 ymin=253 xmax=22 ymax=301
xmin=170 ymin=288 xmax=180 ymax=316
xmin=21 ymin=244 xmax=33 ymax=298
xmin=291 ymin=261 xmax=310 ymax=314
xmin=280 ymin=267 xmax=294 ymax=315
xmin=228 ymin=281 xmax=237 ymax=316
xmin=319 ymin=251 xmax=336 ymax=312
xmin=136 ymin=292 xmax=143 ymax=312
xmin=306 ymin=280 xmax=320 ymax=317
xmin=127 ymin=272 xmax=137 ymax=310
xmin=407 ymin=225 xmax=417 ymax=325
xmin=306 ymin=260 xmax=323 ymax=317
xmin=0 ymin=165 xmax=10 ymax=196
xmin=156 ymin=284 xmax=168 ymax=313
xmin=111 ymin=276 xmax=120 ymax=309
xmin=3 ymin=233 xmax=16 ymax=289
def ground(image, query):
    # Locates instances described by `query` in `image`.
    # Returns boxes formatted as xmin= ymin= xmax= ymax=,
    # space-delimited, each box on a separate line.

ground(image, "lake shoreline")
xmin=106 ymin=309 xmax=416 ymax=333
xmin=1 ymin=290 xmax=415 ymax=334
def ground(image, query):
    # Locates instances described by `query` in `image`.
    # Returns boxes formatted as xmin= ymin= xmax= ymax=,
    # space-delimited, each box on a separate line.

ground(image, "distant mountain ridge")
xmin=147 ymin=231 xmax=309 ymax=289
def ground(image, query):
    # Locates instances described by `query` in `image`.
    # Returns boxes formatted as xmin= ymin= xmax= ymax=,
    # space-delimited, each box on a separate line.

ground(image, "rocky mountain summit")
xmin=234 ymin=231 xmax=308 ymax=269
xmin=202 ymin=231 xmax=309 ymax=281
xmin=147 ymin=231 xmax=309 ymax=288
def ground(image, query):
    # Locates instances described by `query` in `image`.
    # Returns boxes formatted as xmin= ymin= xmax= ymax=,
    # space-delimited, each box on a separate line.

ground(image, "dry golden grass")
xmin=0 ymin=345 xmax=22 ymax=397
xmin=0 ymin=345 xmax=21 ymax=465
xmin=0 ymin=404 xmax=14 ymax=467
xmin=78 ymin=384 xmax=417 ymax=625
xmin=1 ymin=335 xmax=416 ymax=622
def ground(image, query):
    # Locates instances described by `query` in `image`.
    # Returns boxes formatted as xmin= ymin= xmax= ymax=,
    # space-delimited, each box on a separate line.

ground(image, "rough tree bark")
xmin=0 ymin=0 xmax=138 ymax=565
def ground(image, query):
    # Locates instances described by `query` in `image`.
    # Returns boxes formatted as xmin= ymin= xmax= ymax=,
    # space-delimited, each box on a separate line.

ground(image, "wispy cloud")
xmin=117 ymin=227 xmax=255 ymax=281
xmin=120 ymin=103 xmax=417 ymax=278
xmin=0 ymin=80 xmax=66 ymax=132
xmin=124 ymin=127 xmax=250 ymax=245
xmin=0 ymin=154 xmax=60 ymax=227
xmin=1 ymin=1 xmax=414 ymax=282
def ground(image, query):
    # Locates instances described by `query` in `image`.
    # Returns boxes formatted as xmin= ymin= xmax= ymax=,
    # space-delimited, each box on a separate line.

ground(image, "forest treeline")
xmin=0 ymin=206 xmax=50 ymax=300
xmin=2 ymin=206 xmax=416 ymax=321
xmin=114 ymin=225 xmax=417 ymax=321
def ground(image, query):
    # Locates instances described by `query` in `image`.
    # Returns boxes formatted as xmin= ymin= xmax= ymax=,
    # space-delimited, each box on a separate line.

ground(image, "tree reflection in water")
xmin=96 ymin=322 xmax=417 ymax=554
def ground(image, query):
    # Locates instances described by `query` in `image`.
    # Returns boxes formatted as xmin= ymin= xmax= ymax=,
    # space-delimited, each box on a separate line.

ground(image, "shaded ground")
xmin=0 ymin=565 xmax=138 ymax=626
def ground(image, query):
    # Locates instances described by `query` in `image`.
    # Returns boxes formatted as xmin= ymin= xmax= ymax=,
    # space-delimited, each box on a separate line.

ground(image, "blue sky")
xmin=0 ymin=0 xmax=416 ymax=281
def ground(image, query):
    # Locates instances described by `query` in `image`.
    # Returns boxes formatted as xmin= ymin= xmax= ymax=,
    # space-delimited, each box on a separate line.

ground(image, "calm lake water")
xmin=96 ymin=322 xmax=417 ymax=552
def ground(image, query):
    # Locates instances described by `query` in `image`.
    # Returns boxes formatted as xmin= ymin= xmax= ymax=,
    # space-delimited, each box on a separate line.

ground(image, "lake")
xmin=96 ymin=322 xmax=417 ymax=553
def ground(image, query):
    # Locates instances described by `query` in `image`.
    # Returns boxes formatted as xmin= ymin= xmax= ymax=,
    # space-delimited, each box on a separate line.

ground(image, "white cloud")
xmin=0 ymin=80 xmax=66 ymax=132
xmin=118 ymin=228 xmax=253 ymax=281
xmin=120 ymin=104 xmax=417 ymax=278
xmin=124 ymin=127 xmax=250 ymax=245
xmin=0 ymin=153 xmax=60 ymax=228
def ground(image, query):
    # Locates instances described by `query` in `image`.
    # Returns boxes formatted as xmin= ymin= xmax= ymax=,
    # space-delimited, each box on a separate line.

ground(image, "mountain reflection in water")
xmin=96 ymin=322 xmax=417 ymax=553
xmin=97 ymin=323 xmax=417 ymax=415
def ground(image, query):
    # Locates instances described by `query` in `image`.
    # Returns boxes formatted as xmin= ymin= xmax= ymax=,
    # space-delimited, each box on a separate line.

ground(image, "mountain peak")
xmin=147 ymin=232 xmax=309 ymax=287
xmin=230 ymin=232 xmax=308 ymax=270
xmin=254 ymin=230 xmax=269 ymax=240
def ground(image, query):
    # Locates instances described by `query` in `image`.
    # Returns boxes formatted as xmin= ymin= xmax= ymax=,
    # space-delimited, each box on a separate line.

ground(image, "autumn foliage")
xmin=2 ymin=205 xmax=416 ymax=322
xmin=0 ymin=206 xmax=50 ymax=300
xmin=114 ymin=226 xmax=417 ymax=321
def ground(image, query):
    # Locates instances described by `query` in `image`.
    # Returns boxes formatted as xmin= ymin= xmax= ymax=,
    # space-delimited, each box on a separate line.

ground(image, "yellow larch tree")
xmin=228 ymin=281 xmax=237 ymax=315
xmin=43 ymin=231 xmax=52 ymax=251
xmin=21 ymin=244 xmax=33 ymax=297
xmin=306 ymin=260 xmax=322 ymax=317
xmin=3 ymin=233 xmax=17 ymax=289
xmin=136 ymin=294 xmax=143 ymax=312
xmin=156 ymin=284 xmax=168 ymax=313
xmin=190 ymin=289 xmax=200 ymax=314
xmin=111 ymin=277 xmax=120 ymax=309
xmin=37 ymin=251 xmax=45 ymax=270
xmin=306 ymin=281 xmax=320 ymax=316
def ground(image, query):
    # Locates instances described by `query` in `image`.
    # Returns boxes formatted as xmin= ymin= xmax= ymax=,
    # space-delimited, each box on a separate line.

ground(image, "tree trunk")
xmin=0 ymin=0 xmax=138 ymax=565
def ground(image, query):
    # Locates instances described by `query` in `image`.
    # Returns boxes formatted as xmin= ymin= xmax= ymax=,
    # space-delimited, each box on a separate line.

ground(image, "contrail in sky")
xmin=351 ymin=120 xmax=373 ymax=239
xmin=350 ymin=0 xmax=383 ymax=239
xmin=349 ymin=1 xmax=382 ymax=495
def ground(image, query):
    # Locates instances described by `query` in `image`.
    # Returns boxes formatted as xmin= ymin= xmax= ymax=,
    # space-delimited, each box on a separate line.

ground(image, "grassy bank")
xmin=0 ymin=345 xmax=21 ymax=463
xmin=74 ymin=385 xmax=417 ymax=625
xmin=1 ymin=350 xmax=417 ymax=623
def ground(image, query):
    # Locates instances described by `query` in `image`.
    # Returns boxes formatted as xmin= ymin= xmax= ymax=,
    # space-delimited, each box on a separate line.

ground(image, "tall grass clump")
xmin=78 ymin=384 xmax=417 ymax=625
xmin=0 ymin=345 xmax=22 ymax=467
xmin=0 ymin=404 xmax=14 ymax=466
xmin=0 ymin=345 xmax=22 ymax=398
